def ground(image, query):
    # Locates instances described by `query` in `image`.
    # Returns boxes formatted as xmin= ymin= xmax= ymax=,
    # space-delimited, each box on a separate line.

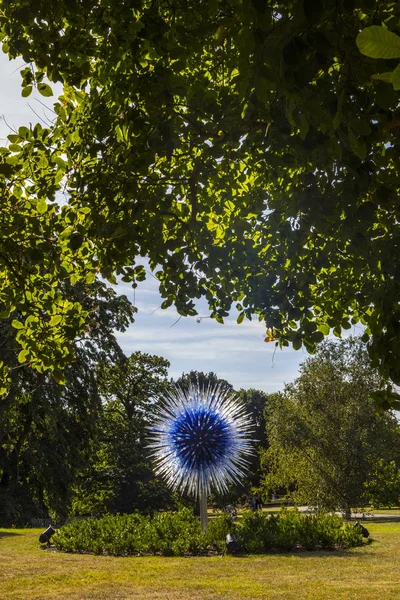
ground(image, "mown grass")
xmin=1 ymin=523 xmax=400 ymax=599
xmin=364 ymin=508 xmax=400 ymax=516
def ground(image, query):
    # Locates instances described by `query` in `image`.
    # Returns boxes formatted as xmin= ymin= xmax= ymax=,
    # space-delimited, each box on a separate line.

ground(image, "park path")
xmin=296 ymin=506 xmax=400 ymax=521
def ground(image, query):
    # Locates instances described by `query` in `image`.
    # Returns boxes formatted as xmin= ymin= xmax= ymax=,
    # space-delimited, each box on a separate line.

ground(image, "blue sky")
xmin=1 ymin=52 xmax=310 ymax=393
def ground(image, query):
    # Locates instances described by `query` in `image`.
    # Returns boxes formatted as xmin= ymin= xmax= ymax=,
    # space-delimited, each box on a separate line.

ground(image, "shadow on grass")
xmin=0 ymin=531 xmax=21 ymax=538
xmin=283 ymin=546 xmax=375 ymax=559
xmin=227 ymin=543 xmax=375 ymax=560
xmin=358 ymin=517 xmax=400 ymax=523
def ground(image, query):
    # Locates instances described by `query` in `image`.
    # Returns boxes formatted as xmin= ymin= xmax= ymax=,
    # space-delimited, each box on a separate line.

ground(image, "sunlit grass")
xmin=362 ymin=508 xmax=400 ymax=516
xmin=1 ymin=523 xmax=400 ymax=599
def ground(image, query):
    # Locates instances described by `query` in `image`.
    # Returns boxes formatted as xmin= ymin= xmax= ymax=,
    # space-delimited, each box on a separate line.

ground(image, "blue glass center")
xmin=169 ymin=406 xmax=232 ymax=471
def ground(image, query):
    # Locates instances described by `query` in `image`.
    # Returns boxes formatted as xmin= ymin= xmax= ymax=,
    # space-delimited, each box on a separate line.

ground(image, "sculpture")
xmin=149 ymin=384 xmax=253 ymax=530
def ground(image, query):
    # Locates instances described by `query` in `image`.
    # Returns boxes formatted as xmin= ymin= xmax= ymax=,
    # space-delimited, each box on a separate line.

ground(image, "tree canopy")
xmin=263 ymin=338 xmax=400 ymax=515
xmin=174 ymin=370 xmax=234 ymax=393
xmin=0 ymin=1 xmax=400 ymax=404
xmin=73 ymin=350 xmax=176 ymax=517
xmin=0 ymin=281 xmax=136 ymax=524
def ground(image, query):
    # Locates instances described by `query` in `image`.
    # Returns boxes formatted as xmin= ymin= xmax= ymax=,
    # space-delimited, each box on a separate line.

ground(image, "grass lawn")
xmin=1 ymin=523 xmax=400 ymax=600
xmin=365 ymin=508 xmax=400 ymax=516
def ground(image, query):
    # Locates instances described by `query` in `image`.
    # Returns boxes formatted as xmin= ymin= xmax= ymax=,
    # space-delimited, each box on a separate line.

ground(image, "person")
xmin=224 ymin=505 xmax=237 ymax=520
xmin=248 ymin=495 xmax=256 ymax=510
xmin=255 ymin=495 xmax=262 ymax=510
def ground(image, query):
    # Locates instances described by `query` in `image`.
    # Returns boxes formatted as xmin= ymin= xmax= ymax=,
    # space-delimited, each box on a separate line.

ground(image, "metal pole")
xmin=199 ymin=492 xmax=208 ymax=532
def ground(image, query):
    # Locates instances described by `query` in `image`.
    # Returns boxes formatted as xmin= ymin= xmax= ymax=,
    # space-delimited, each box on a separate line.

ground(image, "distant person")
xmin=255 ymin=495 xmax=263 ymax=510
xmin=248 ymin=495 xmax=256 ymax=510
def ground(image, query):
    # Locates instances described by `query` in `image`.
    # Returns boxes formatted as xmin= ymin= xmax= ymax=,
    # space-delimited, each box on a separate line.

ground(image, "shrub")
xmin=53 ymin=508 xmax=363 ymax=556
xmin=235 ymin=509 xmax=363 ymax=553
xmin=54 ymin=509 xmax=206 ymax=556
xmin=236 ymin=510 xmax=269 ymax=553
xmin=205 ymin=513 xmax=234 ymax=551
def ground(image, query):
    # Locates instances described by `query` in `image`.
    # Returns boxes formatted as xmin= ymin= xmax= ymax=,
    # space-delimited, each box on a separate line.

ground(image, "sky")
xmin=0 ymin=51 xmax=312 ymax=393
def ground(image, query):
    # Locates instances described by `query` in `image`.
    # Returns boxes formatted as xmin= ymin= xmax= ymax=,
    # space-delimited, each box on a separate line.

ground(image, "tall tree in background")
xmin=99 ymin=351 xmax=172 ymax=422
xmin=174 ymin=371 xmax=233 ymax=393
xmin=237 ymin=388 xmax=269 ymax=495
xmin=0 ymin=282 xmax=135 ymax=524
xmin=0 ymin=2 xmax=399 ymax=406
xmin=73 ymin=351 xmax=175 ymax=516
xmin=263 ymin=338 xmax=400 ymax=516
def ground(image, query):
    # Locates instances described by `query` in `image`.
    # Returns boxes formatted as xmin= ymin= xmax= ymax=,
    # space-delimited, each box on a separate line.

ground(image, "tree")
xmin=73 ymin=351 xmax=176 ymax=516
xmin=263 ymin=338 xmax=400 ymax=516
xmin=364 ymin=459 xmax=400 ymax=509
xmin=99 ymin=351 xmax=172 ymax=422
xmin=1 ymin=1 xmax=400 ymax=404
xmin=0 ymin=281 xmax=135 ymax=524
xmin=236 ymin=388 xmax=269 ymax=494
xmin=174 ymin=371 xmax=234 ymax=393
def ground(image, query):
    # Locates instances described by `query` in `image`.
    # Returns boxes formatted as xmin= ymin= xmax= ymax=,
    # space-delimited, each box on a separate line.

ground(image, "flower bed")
xmin=53 ymin=508 xmax=363 ymax=556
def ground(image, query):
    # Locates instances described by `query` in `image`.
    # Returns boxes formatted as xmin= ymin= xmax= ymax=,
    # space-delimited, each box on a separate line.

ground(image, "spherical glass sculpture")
xmin=149 ymin=384 xmax=254 ymax=499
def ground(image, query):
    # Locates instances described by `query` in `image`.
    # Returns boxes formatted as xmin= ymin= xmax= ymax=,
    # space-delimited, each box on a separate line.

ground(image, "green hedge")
xmin=53 ymin=508 xmax=363 ymax=556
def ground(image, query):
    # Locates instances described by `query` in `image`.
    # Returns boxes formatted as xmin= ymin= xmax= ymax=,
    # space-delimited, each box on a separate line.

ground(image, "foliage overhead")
xmin=0 ymin=1 xmax=400 ymax=403
xmin=357 ymin=25 xmax=400 ymax=88
xmin=263 ymin=338 xmax=400 ymax=514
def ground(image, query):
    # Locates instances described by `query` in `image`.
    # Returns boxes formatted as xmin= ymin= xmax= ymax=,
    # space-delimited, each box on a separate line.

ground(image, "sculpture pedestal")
xmin=199 ymin=493 xmax=208 ymax=532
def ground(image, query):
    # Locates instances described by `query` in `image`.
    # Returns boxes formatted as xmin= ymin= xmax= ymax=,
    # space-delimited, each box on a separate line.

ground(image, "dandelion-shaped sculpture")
xmin=149 ymin=384 xmax=254 ymax=531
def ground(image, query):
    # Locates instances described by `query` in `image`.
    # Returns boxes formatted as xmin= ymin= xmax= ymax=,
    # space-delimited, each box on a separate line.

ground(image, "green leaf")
xmin=348 ymin=127 xmax=367 ymax=160
xmin=85 ymin=272 xmax=97 ymax=284
xmin=11 ymin=319 xmax=24 ymax=330
xmin=317 ymin=323 xmax=330 ymax=335
xmin=311 ymin=331 xmax=324 ymax=343
xmin=49 ymin=315 xmax=62 ymax=326
xmin=21 ymin=85 xmax=33 ymax=97
xmin=0 ymin=163 xmax=14 ymax=177
xmin=237 ymin=312 xmax=245 ymax=324
xmin=106 ymin=273 xmax=117 ymax=285
xmin=371 ymin=72 xmax=393 ymax=83
xmin=18 ymin=126 xmax=30 ymax=138
xmin=53 ymin=369 xmax=66 ymax=385
xmin=37 ymin=199 xmax=48 ymax=214
xmin=37 ymin=83 xmax=54 ymax=97
xmin=333 ymin=90 xmax=345 ymax=130
xmin=299 ymin=113 xmax=309 ymax=140
xmin=350 ymin=118 xmax=371 ymax=137
xmin=292 ymin=337 xmax=302 ymax=351
xmin=304 ymin=339 xmax=316 ymax=354
xmin=17 ymin=349 xmax=29 ymax=363
xmin=356 ymin=26 xmax=400 ymax=59
xmin=68 ymin=233 xmax=83 ymax=250
xmin=391 ymin=64 xmax=400 ymax=91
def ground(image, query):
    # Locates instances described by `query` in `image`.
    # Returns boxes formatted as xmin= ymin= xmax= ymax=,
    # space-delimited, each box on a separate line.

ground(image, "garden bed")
xmin=53 ymin=508 xmax=363 ymax=557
